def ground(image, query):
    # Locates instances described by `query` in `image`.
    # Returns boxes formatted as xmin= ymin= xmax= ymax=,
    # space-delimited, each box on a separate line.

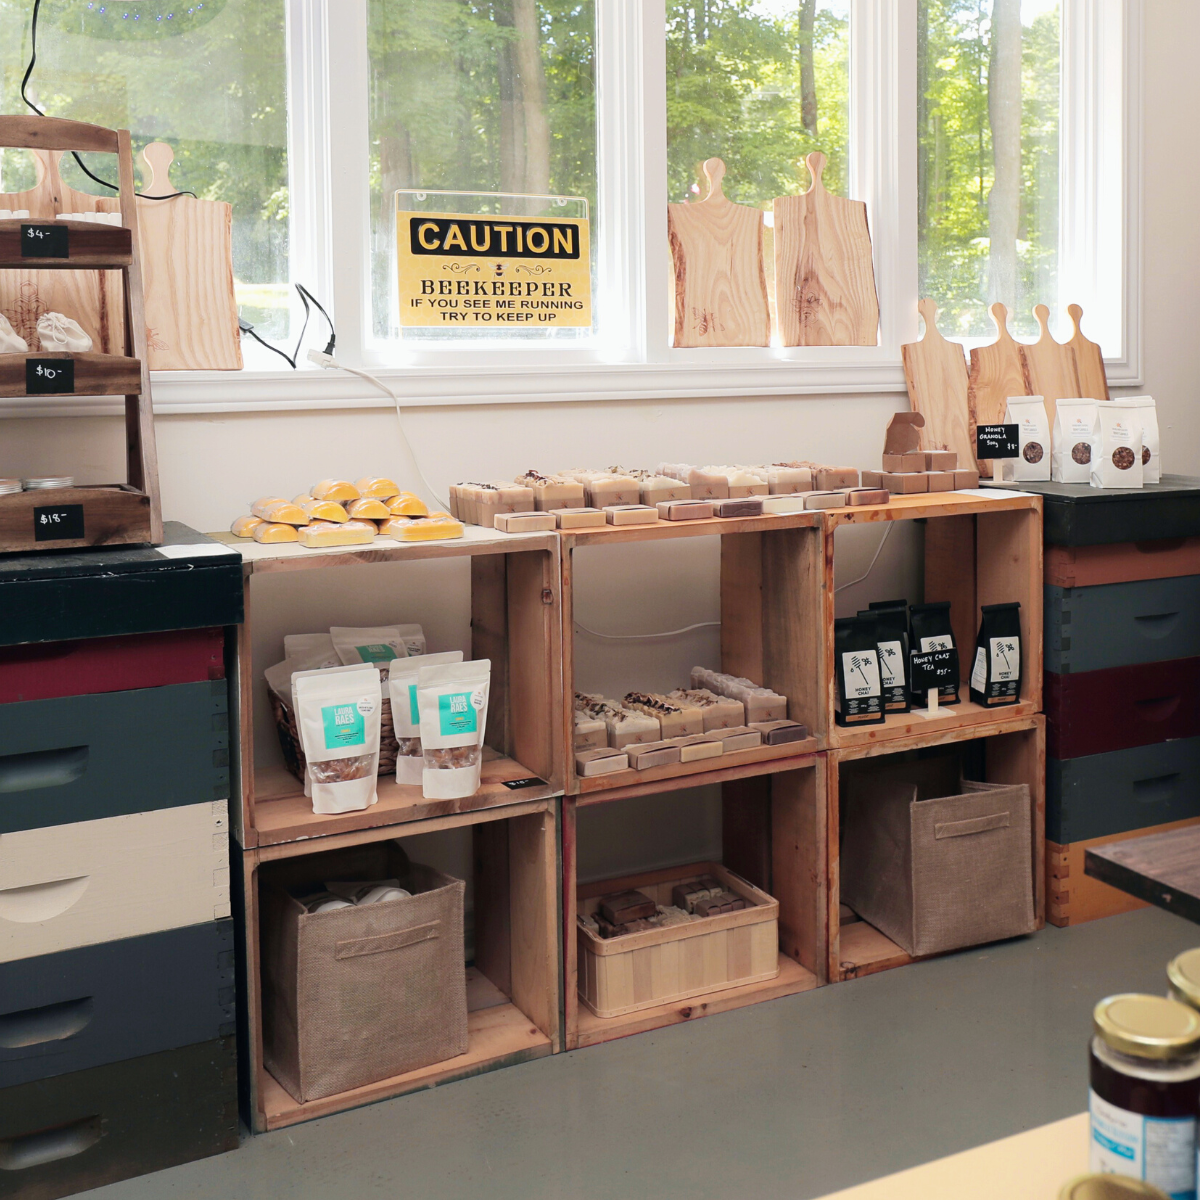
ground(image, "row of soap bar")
xmin=861 ymin=468 xmax=979 ymax=494
xmin=57 ymin=212 xmax=123 ymax=226
xmin=575 ymin=720 xmax=806 ymax=776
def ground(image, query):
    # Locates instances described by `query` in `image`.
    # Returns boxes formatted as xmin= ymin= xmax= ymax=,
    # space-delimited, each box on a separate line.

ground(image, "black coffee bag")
xmin=969 ymin=602 xmax=1021 ymax=706
xmin=908 ymin=600 xmax=960 ymax=704
xmin=834 ymin=616 xmax=885 ymax=726
xmin=861 ymin=602 xmax=910 ymax=713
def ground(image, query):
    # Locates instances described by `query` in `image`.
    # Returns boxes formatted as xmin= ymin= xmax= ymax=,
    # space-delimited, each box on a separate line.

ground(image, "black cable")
xmin=21 ymin=0 xmax=196 ymax=200
xmin=239 ymin=283 xmax=336 ymax=369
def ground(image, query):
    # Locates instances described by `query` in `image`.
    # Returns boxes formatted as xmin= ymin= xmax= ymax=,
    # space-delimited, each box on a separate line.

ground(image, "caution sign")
xmin=397 ymin=212 xmax=591 ymax=328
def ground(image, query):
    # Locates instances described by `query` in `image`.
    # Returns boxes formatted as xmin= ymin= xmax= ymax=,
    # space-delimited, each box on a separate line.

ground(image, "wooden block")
xmin=576 ymin=747 xmax=629 ymax=776
xmin=552 ymin=507 xmax=606 ymax=529
xmin=924 ymin=450 xmax=958 ymax=471
xmin=846 ymin=488 xmax=889 ymax=506
xmin=604 ymin=505 xmax=659 ymax=526
xmin=657 ymin=499 xmax=714 ymax=521
xmin=924 ymin=471 xmax=955 ymax=493
xmin=599 ymin=890 xmax=657 ymax=924
xmin=879 ymin=472 xmax=929 ymax=494
xmin=493 ymin=511 xmax=555 ymax=533
xmin=749 ymin=719 xmax=808 ymax=745
xmin=627 ymin=741 xmax=682 ymax=770
xmin=702 ymin=726 xmax=762 ymax=753
xmin=715 ymin=498 xmax=763 ymax=518
xmin=815 ymin=467 xmax=860 ymax=489
xmin=882 ymin=453 xmax=924 ymax=473
xmin=804 ymin=490 xmax=848 ymax=509
xmin=953 ymin=468 xmax=980 ymax=490
xmin=672 ymin=735 xmax=723 ymax=763
xmin=760 ymin=494 xmax=808 ymax=514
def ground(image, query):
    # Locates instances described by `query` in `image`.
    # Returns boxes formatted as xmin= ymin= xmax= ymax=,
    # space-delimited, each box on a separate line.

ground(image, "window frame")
xmin=17 ymin=0 xmax=1141 ymax=417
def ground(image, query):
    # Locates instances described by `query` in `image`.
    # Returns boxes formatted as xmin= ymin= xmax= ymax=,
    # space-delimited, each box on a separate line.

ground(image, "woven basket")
xmin=269 ymin=687 xmax=398 ymax=781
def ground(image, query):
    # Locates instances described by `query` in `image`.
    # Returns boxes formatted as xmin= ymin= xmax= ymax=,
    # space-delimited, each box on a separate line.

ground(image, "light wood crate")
xmin=577 ymin=862 xmax=779 ymax=1019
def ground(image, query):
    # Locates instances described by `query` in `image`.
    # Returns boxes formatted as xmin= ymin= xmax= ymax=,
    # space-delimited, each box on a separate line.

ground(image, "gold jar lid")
xmin=1059 ymin=1175 xmax=1170 ymax=1200
xmin=1094 ymin=994 xmax=1200 ymax=1060
xmin=1167 ymin=948 xmax=1200 ymax=1008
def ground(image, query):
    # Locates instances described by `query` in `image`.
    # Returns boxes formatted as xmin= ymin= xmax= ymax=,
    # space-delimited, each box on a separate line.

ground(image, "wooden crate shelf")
xmin=827 ymin=714 xmax=1046 ymax=983
xmin=0 ymin=216 xmax=132 ymax=268
xmin=236 ymin=798 xmax=561 ymax=1133
xmin=0 ymin=351 xmax=142 ymax=397
xmin=563 ymin=755 xmax=827 ymax=1050
xmin=224 ymin=527 xmax=564 ymax=849
xmin=0 ymin=483 xmax=151 ymax=553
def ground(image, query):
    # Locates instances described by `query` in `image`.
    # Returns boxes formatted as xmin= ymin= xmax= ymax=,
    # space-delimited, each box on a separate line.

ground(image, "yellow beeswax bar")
xmin=298 ymin=519 xmax=376 ymax=548
xmin=386 ymin=492 xmax=429 ymax=517
xmin=230 ymin=515 xmax=263 ymax=538
xmin=252 ymin=522 xmax=299 ymax=544
xmin=251 ymin=498 xmax=307 ymax=524
xmin=346 ymin=497 xmax=391 ymax=520
xmin=354 ymin=476 xmax=401 ymax=499
xmin=301 ymin=499 xmax=349 ymax=522
xmin=311 ymin=479 xmax=360 ymax=502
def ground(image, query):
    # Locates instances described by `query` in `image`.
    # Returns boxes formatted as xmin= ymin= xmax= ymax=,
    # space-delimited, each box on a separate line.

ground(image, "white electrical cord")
xmin=309 ymin=351 xmax=448 ymax=511
xmin=573 ymin=619 xmax=721 ymax=641
xmin=833 ymin=523 xmax=894 ymax=594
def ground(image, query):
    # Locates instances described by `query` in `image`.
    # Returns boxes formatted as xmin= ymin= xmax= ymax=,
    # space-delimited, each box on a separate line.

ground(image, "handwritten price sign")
xmin=25 ymin=359 xmax=75 ymax=394
xmin=33 ymin=504 xmax=84 ymax=542
xmin=19 ymin=223 xmax=69 ymax=258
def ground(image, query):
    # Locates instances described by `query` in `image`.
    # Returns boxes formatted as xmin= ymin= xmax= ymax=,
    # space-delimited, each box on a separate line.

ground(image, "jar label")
xmin=1090 ymin=1089 xmax=1198 ymax=1199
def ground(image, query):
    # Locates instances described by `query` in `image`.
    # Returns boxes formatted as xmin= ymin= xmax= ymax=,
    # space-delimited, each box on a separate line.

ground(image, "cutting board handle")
xmin=917 ymin=297 xmax=945 ymax=342
xmin=1067 ymin=303 xmax=1087 ymax=336
xmin=804 ymin=151 xmax=828 ymax=194
xmin=140 ymin=141 xmax=176 ymax=198
xmin=702 ymin=157 xmax=727 ymax=203
xmin=989 ymin=300 xmax=1016 ymax=344
xmin=1033 ymin=303 xmax=1062 ymax=345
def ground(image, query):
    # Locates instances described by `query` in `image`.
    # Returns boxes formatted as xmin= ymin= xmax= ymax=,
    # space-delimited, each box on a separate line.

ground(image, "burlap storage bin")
xmin=841 ymin=777 xmax=1035 ymax=957
xmin=260 ymin=842 xmax=468 ymax=1103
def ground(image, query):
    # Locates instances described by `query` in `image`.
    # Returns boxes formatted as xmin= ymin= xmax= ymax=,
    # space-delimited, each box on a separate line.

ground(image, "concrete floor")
xmin=86 ymin=907 xmax=1200 ymax=1200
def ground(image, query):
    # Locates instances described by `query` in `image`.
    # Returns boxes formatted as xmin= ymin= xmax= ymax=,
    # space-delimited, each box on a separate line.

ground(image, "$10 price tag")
xmin=25 ymin=359 xmax=75 ymax=395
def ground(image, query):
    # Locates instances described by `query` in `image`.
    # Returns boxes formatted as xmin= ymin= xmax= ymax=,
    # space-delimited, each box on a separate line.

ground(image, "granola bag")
xmin=1051 ymin=399 xmax=1099 ymax=483
xmin=294 ymin=664 xmax=382 ymax=814
xmin=1123 ymin=396 xmax=1161 ymax=484
xmin=388 ymin=650 xmax=464 ymax=785
xmin=330 ymin=625 xmax=426 ymax=675
xmin=1091 ymin=402 xmax=1144 ymax=489
xmin=417 ymin=659 xmax=491 ymax=800
xmin=999 ymin=396 xmax=1051 ymax=482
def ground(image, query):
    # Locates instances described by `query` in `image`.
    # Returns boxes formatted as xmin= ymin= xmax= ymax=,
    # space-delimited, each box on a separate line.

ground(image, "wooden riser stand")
xmin=0 ymin=115 xmax=162 ymax=551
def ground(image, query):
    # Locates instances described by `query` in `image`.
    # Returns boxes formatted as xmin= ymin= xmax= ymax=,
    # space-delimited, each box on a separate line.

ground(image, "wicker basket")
xmin=260 ymin=841 xmax=468 ymax=1103
xmin=269 ymin=687 xmax=398 ymax=781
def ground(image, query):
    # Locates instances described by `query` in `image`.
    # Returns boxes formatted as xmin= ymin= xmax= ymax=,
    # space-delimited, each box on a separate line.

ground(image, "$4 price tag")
xmin=19 ymin=223 xmax=69 ymax=258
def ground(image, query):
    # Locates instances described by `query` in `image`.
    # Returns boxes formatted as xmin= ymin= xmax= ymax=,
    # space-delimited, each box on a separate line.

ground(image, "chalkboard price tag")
xmin=33 ymin=504 xmax=85 ymax=542
xmin=910 ymin=648 xmax=959 ymax=693
xmin=976 ymin=423 xmax=1019 ymax=459
xmin=26 ymin=359 xmax=75 ymax=394
xmin=502 ymin=777 xmax=547 ymax=791
xmin=20 ymin=223 xmax=69 ymax=258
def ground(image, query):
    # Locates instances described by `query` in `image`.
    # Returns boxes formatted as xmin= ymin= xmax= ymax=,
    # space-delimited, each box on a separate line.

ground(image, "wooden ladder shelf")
xmin=0 ymin=114 xmax=162 ymax=551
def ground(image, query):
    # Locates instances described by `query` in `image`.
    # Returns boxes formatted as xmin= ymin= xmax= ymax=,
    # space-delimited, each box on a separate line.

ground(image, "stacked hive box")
xmin=0 ymin=524 xmax=242 ymax=1198
xmin=1021 ymin=478 xmax=1200 ymax=926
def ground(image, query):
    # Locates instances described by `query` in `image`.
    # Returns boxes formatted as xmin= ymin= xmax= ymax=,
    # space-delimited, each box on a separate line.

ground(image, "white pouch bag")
xmin=283 ymin=632 xmax=339 ymax=666
xmin=1052 ymin=399 xmax=1100 ymax=483
xmin=1123 ymin=396 xmax=1161 ymax=483
xmin=1091 ymin=402 xmax=1144 ymax=489
xmin=388 ymin=650 xmax=464 ymax=785
xmin=294 ymin=664 xmax=382 ymax=814
xmin=417 ymin=659 xmax=491 ymax=800
xmin=1000 ymin=396 xmax=1051 ymax=481
xmin=330 ymin=624 xmax=426 ymax=673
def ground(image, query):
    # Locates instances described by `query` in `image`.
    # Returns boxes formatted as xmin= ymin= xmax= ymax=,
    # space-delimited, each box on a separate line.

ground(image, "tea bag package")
xmin=331 ymin=624 xmax=426 ymax=673
xmin=908 ymin=601 xmax=960 ymax=704
xmin=1052 ymin=399 xmax=1099 ymax=483
xmin=1123 ymin=396 xmax=1161 ymax=483
xmin=969 ymin=602 xmax=1022 ymax=707
xmin=864 ymin=601 xmax=910 ymax=714
xmin=388 ymin=650 xmax=464 ymax=785
xmin=294 ymin=664 xmax=382 ymax=814
xmin=834 ymin=617 xmax=884 ymax=727
xmin=417 ymin=659 xmax=492 ymax=799
xmin=1000 ymin=396 xmax=1051 ymax=482
xmin=1092 ymin=403 xmax=1144 ymax=489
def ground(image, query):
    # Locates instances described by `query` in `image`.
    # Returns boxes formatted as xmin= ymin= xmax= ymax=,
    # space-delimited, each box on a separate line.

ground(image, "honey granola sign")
xmin=396 ymin=212 xmax=591 ymax=327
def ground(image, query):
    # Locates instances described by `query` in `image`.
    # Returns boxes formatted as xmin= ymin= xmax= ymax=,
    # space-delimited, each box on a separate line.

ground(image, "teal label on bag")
xmin=438 ymin=690 xmax=478 ymax=736
xmin=322 ymin=702 xmax=365 ymax=749
xmin=408 ymin=683 xmax=419 ymax=725
xmin=356 ymin=642 xmax=399 ymax=663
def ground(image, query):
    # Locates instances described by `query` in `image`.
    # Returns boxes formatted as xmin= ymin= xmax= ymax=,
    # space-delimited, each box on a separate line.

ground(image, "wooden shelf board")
xmin=562 ymin=510 xmax=820 ymax=547
xmin=825 ymin=489 xmax=1041 ymax=528
xmin=575 ymin=741 xmax=821 ymax=804
xmin=0 ymin=351 xmax=141 ymax=397
xmin=574 ymin=952 xmax=816 ymax=1048
xmin=260 ymin=1000 xmax=552 ymax=1130
xmin=837 ymin=920 xmax=916 ymax=981
xmin=0 ymin=217 xmax=132 ymax=268
xmin=830 ymin=699 xmax=1039 ymax=755
xmin=0 ymin=483 xmax=151 ymax=553
xmin=212 ymin=524 xmax=557 ymax=574
xmin=250 ymin=753 xmax=560 ymax=847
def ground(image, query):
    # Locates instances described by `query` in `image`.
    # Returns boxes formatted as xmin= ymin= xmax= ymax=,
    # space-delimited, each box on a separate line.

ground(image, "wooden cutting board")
xmin=900 ymin=299 xmax=974 ymax=468
xmin=772 ymin=151 xmax=879 ymax=346
xmin=1066 ymin=302 xmax=1109 ymax=400
xmin=968 ymin=302 xmax=1032 ymax=478
xmin=1021 ymin=304 xmax=1077 ymax=429
xmin=668 ymin=158 xmax=769 ymax=347
xmin=136 ymin=143 xmax=242 ymax=370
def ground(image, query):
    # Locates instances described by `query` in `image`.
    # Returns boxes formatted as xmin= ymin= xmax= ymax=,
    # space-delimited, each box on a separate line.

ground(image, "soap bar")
xmin=804 ymin=491 xmax=848 ymax=509
xmin=694 ymin=893 xmax=748 ymax=917
xmin=574 ymin=712 xmax=607 ymax=750
xmin=923 ymin=450 xmax=958 ymax=471
xmin=925 ymin=470 xmax=955 ymax=493
xmin=605 ymin=505 xmax=659 ymax=526
xmin=690 ymin=668 xmax=788 ymax=723
xmin=657 ymin=499 xmax=714 ymax=521
xmin=702 ymin=726 xmax=762 ymax=753
xmin=230 ymin=515 xmax=263 ymax=538
xmin=716 ymin=468 xmax=769 ymax=498
xmin=953 ymin=468 xmax=981 ymax=489
xmin=599 ymin=890 xmax=657 ymax=924
xmin=767 ymin=465 xmax=813 ymax=493
xmin=575 ymin=747 xmax=629 ymax=777
xmin=312 ymin=479 xmax=360 ymax=502
xmin=882 ymin=453 xmax=924 ymax=473
xmin=640 ymin=476 xmax=691 ymax=505
xmin=624 ymin=693 xmax=705 ymax=738
xmin=749 ymin=719 xmax=809 ymax=745
xmin=578 ymin=474 xmax=639 ymax=508
xmin=387 ymin=492 xmax=429 ymax=518
xmin=251 ymin=497 xmax=308 ymax=524
xmin=493 ymin=511 xmax=556 ymax=533
xmin=385 ymin=513 xmax=465 ymax=541
xmin=604 ymin=707 xmax=661 ymax=749
xmin=627 ymin=740 xmax=682 ymax=770
xmin=672 ymin=734 xmax=723 ymax=763
xmin=354 ymin=477 xmax=400 ymax=499
xmin=553 ymin=507 xmax=606 ymax=529
xmin=346 ymin=497 xmax=391 ymax=520
xmin=301 ymin=499 xmax=350 ymax=522
xmin=761 ymin=494 xmax=808 ymax=515
xmin=251 ymin=521 xmax=299 ymax=544
xmin=860 ymin=469 xmax=884 ymax=489
xmin=515 ymin=471 xmax=586 ymax=511
xmin=667 ymin=687 xmax=744 ymax=731
xmin=298 ymin=519 xmax=376 ymax=548
xmin=845 ymin=488 xmax=890 ymax=506
xmin=879 ymin=472 xmax=929 ymax=494
xmin=715 ymin=498 xmax=763 ymax=518
xmin=687 ymin=467 xmax=730 ymax=501
xmin=815 ymin=466 xmax=860 ymax=489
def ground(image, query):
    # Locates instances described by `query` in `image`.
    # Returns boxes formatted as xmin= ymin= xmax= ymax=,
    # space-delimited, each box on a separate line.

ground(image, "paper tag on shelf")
xmin=155 ymin=542 xmax=240 ymax=559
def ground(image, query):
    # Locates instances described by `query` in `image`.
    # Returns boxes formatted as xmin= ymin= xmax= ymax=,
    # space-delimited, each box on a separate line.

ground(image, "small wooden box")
xmin=576 ymin=862 xmax=779 ymax=1018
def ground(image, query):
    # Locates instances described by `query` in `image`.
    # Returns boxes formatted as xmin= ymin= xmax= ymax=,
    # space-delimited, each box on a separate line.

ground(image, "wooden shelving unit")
xmin=0 ymin=116 xmax=161 ymax=551
xmin=235 ymin=798 xmax=561 ymax=1133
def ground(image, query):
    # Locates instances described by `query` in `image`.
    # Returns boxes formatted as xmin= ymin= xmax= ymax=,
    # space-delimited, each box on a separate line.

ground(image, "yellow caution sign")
xmin=396 ymin=212 xmax=591 ymax=328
